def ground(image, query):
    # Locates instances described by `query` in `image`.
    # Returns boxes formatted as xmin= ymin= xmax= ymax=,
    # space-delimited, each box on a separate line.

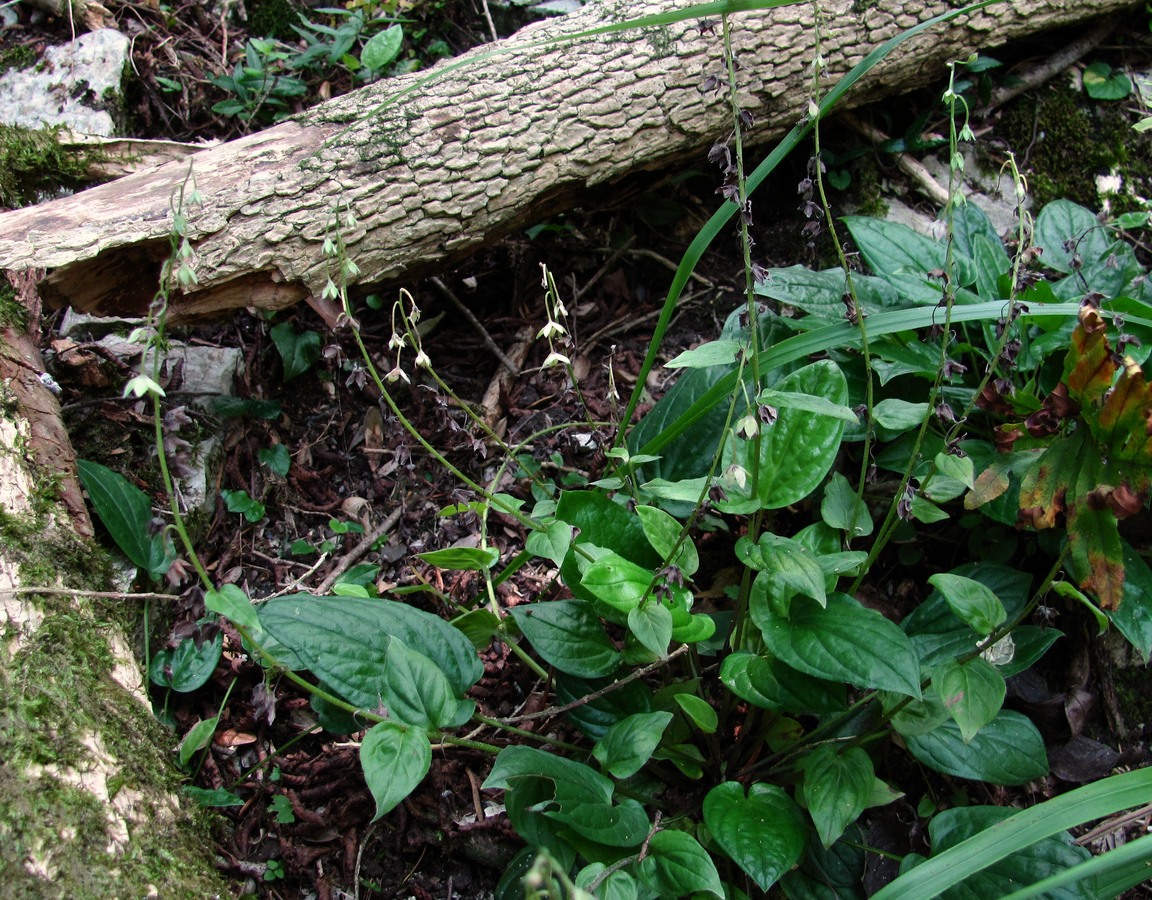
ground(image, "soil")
xmin=5 ymin=2 xmax=1152 ymax=897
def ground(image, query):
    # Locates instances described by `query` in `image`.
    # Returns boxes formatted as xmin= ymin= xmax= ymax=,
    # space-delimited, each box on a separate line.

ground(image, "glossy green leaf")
xmin=721 ymin=651 xmax=846 ymax=714
xmin=756 ymin=387 xmax=858 ymax=421
xmin=932 ymin=656 xmax=1006 ymax=743
xmin=361 ymin=721 xmax=431 ymax=821
xmin=671 ymin=612 xmax=716 ymax=644
xmin=636 ymin=829 xmax=724 ymax=898
xmin=510 ymin=600 xmax=621 ymax=678
xmin=222 ymin=488 xmax=265 ymax=523
xmin=721 ymin=360 xmax=849 ymax=512
xmin=592 ymin=711 xmax=673 ymax=779
xmin=674 ymin=693 xmax=718 ymax=734
xmin=77 ymin=459 xmax=173 ymax=578
xmin=745 ymin=532 xmax=828 ymax=618
xmin=627 ymin=602 xmax=673 ymax=658
xmin=416 ymin=546 xmax=500 ymax=572
xmin=758 ymin=593 xmax=921 ymax=697
xmin=178 ymin=715 xmax=219 ymax=767
xmin=873 ymin=768 xmax=1152 ymax=900
xmin=904 ymin=710 xmax=1048 ymax=785
xmin=581 ymin=553 xmax=653 ymax=614
xmin=361 ymin=23 xmax=403 ymax=70
xmin=382 ymin=638 xmax=474 ymax=729
xmin=525 ymin=520 xmax=574 ymax=567
xmin=800 ymin=745 xmax=875 ymax=847
xmin=873 ymin=398 xmax=931 ymax=432
xmin=704 ymin=781 xmax=805 ymax=892
xmin=636 ymin=505 xmax=698 ymax=576
xmin=258 ymin=444 xmax=291 ymax=477
xmin=898 ymin=806 xmax=1092 ymax=899
xmin=205 ymin=584 xmax=260 ymax=631
xmin=1108 ymin=540 xmax=1152 ymax=661
xmin=779 ymin=824 xmax=867 ymax=900
xmin=664 ymin=339 xmax=742 ymax=369
xmin=269 ymin=322 xmax=321 ymax=381
xmin=927 ymin=573 xmax=1007 ymax=636
xmin=149 ymin=632 xmax=223 ymax=692
xmin=575 ymin=863 xmax=638 ymax=900
xmin=259 ymin=594 xmax=480 ymax=694
xmin=821 ymin=472 xmax=873 ymax=538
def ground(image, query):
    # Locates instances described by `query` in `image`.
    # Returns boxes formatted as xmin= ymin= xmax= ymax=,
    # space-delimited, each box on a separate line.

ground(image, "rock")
xmin=0 ymin=29 xmax=130 ymax=136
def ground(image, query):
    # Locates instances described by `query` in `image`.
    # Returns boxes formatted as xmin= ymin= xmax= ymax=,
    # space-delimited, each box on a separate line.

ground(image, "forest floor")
xmin=6 ymin=1 xmax=1152 ymax=897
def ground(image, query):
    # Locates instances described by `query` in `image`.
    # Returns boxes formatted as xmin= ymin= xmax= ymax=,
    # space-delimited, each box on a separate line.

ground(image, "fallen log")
xmin=0 ymin=0 xmax=1136 ymax=324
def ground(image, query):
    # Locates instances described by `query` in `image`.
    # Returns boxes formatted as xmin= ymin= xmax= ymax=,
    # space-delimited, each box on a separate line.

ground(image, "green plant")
xmin=72 ymin=3 xmax=1152 ymax=898
xmin=210 ymin=38 xmax=309 ymax=124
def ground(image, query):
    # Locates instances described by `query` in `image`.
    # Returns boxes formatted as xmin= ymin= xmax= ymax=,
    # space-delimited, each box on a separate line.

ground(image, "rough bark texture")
xmin=0 ymin=0 xmax=1137 ymax=323
xmin=0 ymin=289 xmax=224 ymax=895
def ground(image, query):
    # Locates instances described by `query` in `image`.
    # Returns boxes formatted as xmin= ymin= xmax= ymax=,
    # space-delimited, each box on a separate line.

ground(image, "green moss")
xmin=0 ymin=282 xmax=26 ymax=330
xmin=0 ymin=123 xmax=106 ymax=208
xmin=0 ymin=44 xmax=36 ymax=75
xmin=997 ymin=84 xmax=1141 ymax=210
xmin=248 ymin=0 xmax=304 ymax=41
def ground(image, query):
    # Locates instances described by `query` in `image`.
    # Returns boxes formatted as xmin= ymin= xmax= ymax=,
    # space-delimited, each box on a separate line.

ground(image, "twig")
xmin=315 ymin=507 xmax=403 ymax=594
xmin=497 ymin=643 xmax=691 ymax=724
xmin=429 ymin=276 xmax=520 ymax=375
xmin=480 ymin=0 xmax=499 ymax=44
xmin=980 ymin=16 xmax=1119 ymax=117
xmin=841 ymin=111 xmax=951 ymax=207
xmin=0 ymin=587 xmax=179 ymax=602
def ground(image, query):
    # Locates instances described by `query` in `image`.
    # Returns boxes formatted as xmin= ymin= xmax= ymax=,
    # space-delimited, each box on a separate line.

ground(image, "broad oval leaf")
xmin=821 ymin=472 xmax=874 ymax=538
xmin=704 ymin=781 xmax=805 ymax=892
xmin=361 ymin=23 xmax=403 ymax=70
xmin=592 ymin=711 xmax=673 ymax=779
xmin=897 ymin=805 xmax=1092 ymax=899
xmin=927 ymin=573 xmax=1006 ymax=636
xmin=416 ymin=546 xmax=500 ymax=572
xmin=149 ymin=632 xmax=223 ymax=692
xmin=758 ymin=593 xmax=922 ymax=697
xmin=77 ymin=459 xmax=173 ymax=577
xmin=904 ymin=710 xmax=1048 ymax=785
xmin=361 ymin=721 xmax=431 ymax=821
xmin=383 ymin=638 xmax=475 ymax=729
xmin=721 ymin=651 xmax=847 ymax=714
xmin=205 ymin=584 xmax=260 ymax=631
xmin=800 ymin=745 xmax=874 ymax=848
xmin=627 ymin=602 xmax=673 ymax=658
xmin=581 ymin=553 xmax=654 ymax=614
xmin=664 ymin=339 xmax=742 ymax=369
xmin=932 ymin=656 xmax=1006 ymax=743
xmin=636 ymin=829 xmax=724 ymax=898
xmin=674 ymin=693 xmax=718 ymax=734
xmin=636 ymin=505 xmax=699 ymax=576
xmin=258 ymin=594 xmax=481 ymax=696
xmin=509 ymin=600 xmax=622 ymax=678
xmin=721 ymin=360 xmax=849 ymax=512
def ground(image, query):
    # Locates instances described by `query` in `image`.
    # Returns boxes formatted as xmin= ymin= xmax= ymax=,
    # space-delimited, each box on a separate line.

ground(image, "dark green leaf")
xmin=269 ymin=322 xmax=321 ymax=381
xmin=704 ymin=781 xmax=805 ymax=892
xmin=759 ymin=593 xmax=921 ymax=697
xmin=205 ymin=584 xmax=260 ymax=631
xmin=927 ymin=573 xmax=1007 ymax=636
xmin=1108 ymin=540 xmax=1152 ymax=661
xmin=636 ymin=505 xmax=698 ymax=576
xmin=149 ymin=632 xmax=223 ymax=692
xmin=525 ymin=520 xmax=573 ymax=567
xmin=932 ymin=656 xmax=1005 ymax=743
xmin=77 ymin=459 xmax=172 ymax=577
xmin=183 ymin=786 xmax=244 ymax=807
xmin=257 ymin=594 xmax=481 ymax=702
xmin=581 ymin=553 xmax=653 ymax=614
xmin=592 ymin=711 xmax=673 ymax=779
xmin=637 ymin=830 xmax=724 ymax=898
xmin=258 ymin=444 xmax=291 ymax=477
xmin=904 ymin=710 xmax=1048 ymax=785
xmin=509 ymin=601 xmax=621 ymax=678
xmin=178 ymin=715 xmax=218 ymax=767
xmin=361 ymin=721 xmax=431 ymax=820
xmin=674 ymin=693 xmax=718 ymax=734
xmin=800 ymin=745 xmax=874 ymax=847
xmin=222 ymin=489 xmax=265 ymax=523
xmin=382 ymin=638 xmax=474 ymax=728
xmin=721 ymin=360 xmax=849 ymax=512
xmin=902 ymin=806 xmax=1091 ymax=899
xmin=821 ymin=472 xmax=873 ymax=537
xmin=628 ymin=602 xmax=673 ymax=658
xmin=721 ymin=651 xmax=847 ymax=714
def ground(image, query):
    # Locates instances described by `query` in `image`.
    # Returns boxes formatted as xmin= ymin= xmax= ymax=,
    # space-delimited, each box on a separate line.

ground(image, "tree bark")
xmin=0 ymin=277 xmax=225 ymax=895
xmin=0 ymin=0 xmax=1136 ymax=324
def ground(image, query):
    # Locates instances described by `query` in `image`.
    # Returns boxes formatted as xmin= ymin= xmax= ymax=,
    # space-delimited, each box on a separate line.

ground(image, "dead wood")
xmin=0 ymin=0 xmax=1137 ymax=323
